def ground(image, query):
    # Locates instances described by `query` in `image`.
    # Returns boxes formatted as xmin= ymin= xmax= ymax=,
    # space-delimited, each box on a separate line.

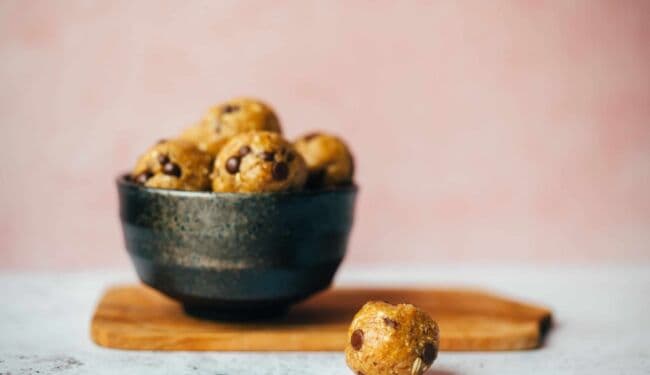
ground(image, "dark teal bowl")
xmin=117 ymin=175 xmax=357 ymax=319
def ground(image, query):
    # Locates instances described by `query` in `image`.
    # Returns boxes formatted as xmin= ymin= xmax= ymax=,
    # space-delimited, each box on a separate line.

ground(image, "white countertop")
xmin=1 ymin=264 xmax=649 ymax=375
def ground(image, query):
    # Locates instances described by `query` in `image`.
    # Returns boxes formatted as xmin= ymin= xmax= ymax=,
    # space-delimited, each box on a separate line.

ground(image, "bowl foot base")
xmin=182 ymin=304 xmax=289 ymax=321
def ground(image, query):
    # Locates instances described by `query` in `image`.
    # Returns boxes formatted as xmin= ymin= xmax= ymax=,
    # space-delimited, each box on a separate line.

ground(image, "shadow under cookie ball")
xmin=179 ymin=97 xmax=282 ymax=156
xmin=212 ymin=131 xmax=307 ymax=193
xmin=293 ymin=132 xmax=354 ymax=189
xmin=131 ymin=139 xmax=213 ymax=191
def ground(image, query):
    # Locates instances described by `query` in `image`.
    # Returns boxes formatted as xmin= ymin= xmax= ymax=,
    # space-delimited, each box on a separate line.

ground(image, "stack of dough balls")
xmin=129 ymin=97 xmax=354 ymax=193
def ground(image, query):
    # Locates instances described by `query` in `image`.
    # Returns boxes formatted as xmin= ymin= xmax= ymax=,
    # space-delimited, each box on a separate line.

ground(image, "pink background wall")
xmin=1 ymin=1 xmax=649 ymax=269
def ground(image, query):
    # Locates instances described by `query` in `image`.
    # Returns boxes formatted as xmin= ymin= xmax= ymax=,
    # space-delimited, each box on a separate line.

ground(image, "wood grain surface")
xmin=91 ymin=285 xmax=552 ymax=351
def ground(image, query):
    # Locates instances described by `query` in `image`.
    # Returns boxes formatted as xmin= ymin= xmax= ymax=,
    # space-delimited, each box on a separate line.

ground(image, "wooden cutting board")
xmin=91 ymin=284 xmax=551 ymax=351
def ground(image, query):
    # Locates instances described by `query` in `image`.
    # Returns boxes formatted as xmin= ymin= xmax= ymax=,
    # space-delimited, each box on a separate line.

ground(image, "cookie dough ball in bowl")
xmin=212 ymin=131 xmax=307 ymax=193
xmin=131 ymin=139 xmax=213 ymax=191
xmin=180 ymin=97 xmax=282 ymax=156
xmin=345 ymin=301 xmax=439 ymax=375
xmin=293 ymin=132 xmax=354 ymax=189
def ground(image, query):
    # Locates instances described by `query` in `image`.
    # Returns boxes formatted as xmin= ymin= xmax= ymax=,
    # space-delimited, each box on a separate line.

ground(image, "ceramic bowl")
xmin=116 ymin=175 xmax=357 ymax=319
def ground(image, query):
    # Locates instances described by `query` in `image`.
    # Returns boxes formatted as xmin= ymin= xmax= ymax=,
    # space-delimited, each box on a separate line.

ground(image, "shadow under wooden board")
xmin=91 ymin=285 xmax=552 ymax=351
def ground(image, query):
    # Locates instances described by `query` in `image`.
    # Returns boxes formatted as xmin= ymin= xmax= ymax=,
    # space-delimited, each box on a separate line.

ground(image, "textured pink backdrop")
xmin=1 ymin=1 xmax=649 ymax=269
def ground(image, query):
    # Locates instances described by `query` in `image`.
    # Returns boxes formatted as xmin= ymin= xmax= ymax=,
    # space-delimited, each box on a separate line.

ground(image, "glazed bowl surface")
xmin=116 ymin=175 xmax=357 ymax=319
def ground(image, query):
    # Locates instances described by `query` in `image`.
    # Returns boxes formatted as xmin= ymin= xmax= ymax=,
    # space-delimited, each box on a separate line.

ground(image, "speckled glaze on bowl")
xmin=116 ymin=175 xmax=357 ymax=319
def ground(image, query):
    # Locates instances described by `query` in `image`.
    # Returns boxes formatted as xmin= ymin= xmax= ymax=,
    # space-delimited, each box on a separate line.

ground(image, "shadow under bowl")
xmin=116 ymin=175 xmax=357 ymax=320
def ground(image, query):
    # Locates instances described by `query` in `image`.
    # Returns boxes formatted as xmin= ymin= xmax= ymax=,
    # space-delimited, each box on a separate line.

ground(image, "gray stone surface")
xmin=1 ymin=265 xmax=649 ymax=374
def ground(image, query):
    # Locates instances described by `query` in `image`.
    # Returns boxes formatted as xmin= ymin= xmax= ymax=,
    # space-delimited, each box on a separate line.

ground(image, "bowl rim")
xmin=116 ymin=173 xmax=358 ymax=198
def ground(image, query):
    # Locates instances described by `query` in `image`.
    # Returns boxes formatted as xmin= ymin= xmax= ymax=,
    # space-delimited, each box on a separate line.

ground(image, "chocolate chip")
xmin=238 ymin=145 xmax=251 ymax=157
xmin=272 ymin=162 xmax=289 ymax=181
xmin=225 ymin=156 xmax=240 ymax=174
xmin=303 ymin=132 xmax=320 ymax=141
xmin=156 ymin=139 xmax=167 ymax=144
xmin=357 ymin=372 xmax=365 ymax=375
xmin=305 ymin=169 xmax=326 ymax=189
xmin=134 ymin=171 xmax=153 ymax=184
xmin=286 ymin=151 xmax=295 ymax=162
xmin=163 ymin=162 xmax=181 ymax=177
xmin=222 ymin=104 xmax=240 ymax=114
xmin=351 ymin=329 xmax=364 ymax=350
xmin=260 ymin=151 xmax=275 ymax=161
xmin=422 ymin=342 xmax=437 ymax=365
xmin=383 ymin=317 xmax=400 ymax=329
xmin=157 ymin=154 xmax=170 ymax=165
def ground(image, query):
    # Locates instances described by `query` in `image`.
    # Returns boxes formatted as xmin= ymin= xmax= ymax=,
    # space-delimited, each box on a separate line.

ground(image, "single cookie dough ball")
xmin=345 ymin=301 xmax=439 ymax=375
xmin=131 ymin=139 xmax=213 ymax=191
xmin=212 ymin=131 xmax=307 ymax=193
xmin=179 ymin=97 xmax=282 ymax=156
xmin=293 ymin=132 xmax=354 ymax=189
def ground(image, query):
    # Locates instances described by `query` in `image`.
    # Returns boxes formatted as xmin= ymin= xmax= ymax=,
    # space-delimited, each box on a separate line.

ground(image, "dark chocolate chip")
xmin=156 ymin=139 xmax=167 ymax=144
xmin=305 ymin=169 xmax=326 ymax=189
xmin=222 ymin=104 xmax=240 ymax=114
xmin=157 ymin=154 xmax=170 ymax=165
xmin=272 ymin=162 xmax=289 ymax=181
xmin=238 ymin=145 xmax=251 ymax=157
xmin=422 ymin=342 xmax=437 ymax=365
xmin=163 ymin=162 xmax=182 ymax=177
xmin=260 ymin=151 xmax=275 ymax=161
xmin=134 ymin=171 xmax=153 ymax=184
xmin=286 ymin=152 xmax=295 ymax=162
xmin=383 ymin=317 xmax=400 ymax=329
xmin=225 ymin=156 xmax=240 ymax=174
xmin=357 ymin=372 xmax=365 ymax=375
xmin=351 ymin=329 xmax=364 ymax=350
xmin=303 ymin=132 xmax=320 ymax=141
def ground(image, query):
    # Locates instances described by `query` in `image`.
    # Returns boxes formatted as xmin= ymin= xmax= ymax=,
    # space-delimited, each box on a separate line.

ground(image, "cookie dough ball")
xmin=131 ymin=139 xmax=213 ymax=191
xmin=179 ymin=97 xmax=282 ymax=156
xmin=293 ymin=132 xmax=354 ymax=189
xmin=212 ymin=131 xmax=307 ymax=193
xmin=345 ymin=301 xmax=439 ymax=375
